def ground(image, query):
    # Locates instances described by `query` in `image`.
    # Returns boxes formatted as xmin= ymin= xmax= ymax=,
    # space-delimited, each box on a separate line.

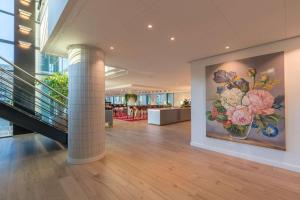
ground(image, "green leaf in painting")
xmin=216 ymin=106 xmax=226 ymax=113
xmin=213 ymin=100 xmax=222 ymax=108
xmin=216 ymin=114 xmax=228 ymax=122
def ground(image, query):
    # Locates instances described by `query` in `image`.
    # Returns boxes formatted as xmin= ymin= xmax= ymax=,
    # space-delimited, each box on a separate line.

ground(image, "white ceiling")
xmin=44 ymin=0 xmax=300 ymax=93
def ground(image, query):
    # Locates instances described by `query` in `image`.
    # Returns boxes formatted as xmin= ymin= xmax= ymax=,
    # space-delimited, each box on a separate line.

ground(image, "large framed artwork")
xmin=206 ymin=52 xmax=285 ymax=150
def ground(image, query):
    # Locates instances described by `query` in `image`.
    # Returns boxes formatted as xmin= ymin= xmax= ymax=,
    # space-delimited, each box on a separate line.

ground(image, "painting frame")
xmin=205 ymin=52 xmax=286 ymax=151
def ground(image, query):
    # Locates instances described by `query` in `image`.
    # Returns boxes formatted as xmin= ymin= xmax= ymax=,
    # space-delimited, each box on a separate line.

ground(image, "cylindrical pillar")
xmin=67 ymin=44 xmax=105 ymax=164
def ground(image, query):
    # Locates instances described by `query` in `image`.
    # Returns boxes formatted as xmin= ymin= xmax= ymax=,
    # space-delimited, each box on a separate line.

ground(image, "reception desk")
xmin=148 ymin=107 xmax=191 ymax=125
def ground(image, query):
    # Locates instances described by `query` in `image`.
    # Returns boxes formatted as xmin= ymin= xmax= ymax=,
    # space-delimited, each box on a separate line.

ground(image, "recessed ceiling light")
xmin=109 ymin=46 xmax=115 ymax=50
xmin=147 ymin=24 xmax=153 ymax=29
xmin=225 ymin=46 xmax=230 ymax=49
xmin=170 ymin=37 xmax=175 ymax=41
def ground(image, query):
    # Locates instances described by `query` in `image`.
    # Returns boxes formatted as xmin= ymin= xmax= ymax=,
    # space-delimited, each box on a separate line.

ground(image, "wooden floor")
xmin=0 ymin=120 xmax=300 ymax=200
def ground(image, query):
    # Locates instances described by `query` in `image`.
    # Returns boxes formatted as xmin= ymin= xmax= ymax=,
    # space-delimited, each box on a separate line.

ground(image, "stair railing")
xmin=0 ymin=56 xmax=68 ymax=132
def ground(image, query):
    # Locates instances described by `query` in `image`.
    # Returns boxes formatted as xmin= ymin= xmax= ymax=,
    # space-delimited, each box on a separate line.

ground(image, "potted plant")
xmin=181 ymin=99 xmax=191 ymax=108
xmin=124 ymin=93 xmax=137 ymax=106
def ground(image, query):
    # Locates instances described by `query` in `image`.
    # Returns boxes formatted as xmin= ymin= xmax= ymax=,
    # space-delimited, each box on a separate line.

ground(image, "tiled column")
xmin=67 ymin=45 xmax=105 ymax=164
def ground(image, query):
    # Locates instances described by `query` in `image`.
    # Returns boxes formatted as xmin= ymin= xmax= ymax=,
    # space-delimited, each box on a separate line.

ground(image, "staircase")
xmin=0 ymin=56 xmax=68 ymax=144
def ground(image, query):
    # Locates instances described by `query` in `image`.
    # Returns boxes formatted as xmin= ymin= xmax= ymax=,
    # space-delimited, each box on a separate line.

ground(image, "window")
xmin=112 ymin=96 xmax=125 ymax=104
xmin=110 ymin=96 xmax=114 ymax=104
xmin=42 ymin=53 xmax=59 ymax=73
xmin=167 ymin=93 xmax=174 ymax=106
xmin=0 ymin=41 xmax=13 ymax=138
xmin=148 ymin=94 xmax=157 ymax=105
xmin=36 ymin=52 xmax=68 ymax=74
xmin=0 ymin=0 xmax=14 ymax=13
xmin=138 ymin=95 xmax=147 ymax=105
xmin=0 ymin=12 xmax=14 ymax=41
xmin=156 ymin=93 xmax=167 ymax=105
xmin=0 ymin=42 xmax=14 ymax=70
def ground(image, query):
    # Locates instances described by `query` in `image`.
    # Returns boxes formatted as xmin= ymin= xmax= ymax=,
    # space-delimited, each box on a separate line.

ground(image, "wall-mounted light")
xmin=19 ymin=9 xmax=32 ymax=20
xmin=18 ymin=25 xmax=32 ymax=35
xmin=20 ymin=0 xmax=31 ymax=6
xmin=18 ymin=40 xmax=32 ymax=49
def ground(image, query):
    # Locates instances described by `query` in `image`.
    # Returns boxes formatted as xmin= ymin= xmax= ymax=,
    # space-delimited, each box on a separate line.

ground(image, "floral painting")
xmin=206 ymin=52 xmax=285 ymax=150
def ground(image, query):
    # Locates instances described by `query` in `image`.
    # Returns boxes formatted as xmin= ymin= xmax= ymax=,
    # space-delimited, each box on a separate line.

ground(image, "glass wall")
xmin=0 ymin=42 xmax=14 ymax=69
xmin=0 ymin=0 xmax=14 ymax=64
xmin=147 ymin=93 xmax=170 ymax=105
xmin=36 ymin=51 xmax=68 ymax=75
xmin=157 ymin=93 xmax=167 ymax=105
xmin=113 ymin=96 xmax=125 ymax=104
xmin=137 ymin=95 xmax=147 ymax=105
xmin=105 ymin=96 xmax=114 ymax=103
xmin=167 ymin=93 xmax=174 ymax=105
xmin=106 ymin=93 xmax=174 ymax=106
xmin=0 ymin=0 xmax=14 ymax=13
xmin=0 ymin=1 xmax=14 ymax=138
xmin=0 ymin=12 xmax=14 ymax=41
xmin=35 ymin=52 xmax=69 ymax=124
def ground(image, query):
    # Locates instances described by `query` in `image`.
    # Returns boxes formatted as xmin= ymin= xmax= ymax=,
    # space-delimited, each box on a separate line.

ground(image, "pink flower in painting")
xmin=211 ymin=106 xmax=218 ymax=119
xmin=242 ymin=90 xmax=275 ymax=115
xmin=226 ymin=106 xmax=235 ymax=120
xmin=227 ymin=106 xmax=253 ymax=126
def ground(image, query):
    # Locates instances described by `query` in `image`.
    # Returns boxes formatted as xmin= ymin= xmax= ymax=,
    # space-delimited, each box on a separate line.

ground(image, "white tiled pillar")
xmin=67 ymin=44 xmax=105 ymax=164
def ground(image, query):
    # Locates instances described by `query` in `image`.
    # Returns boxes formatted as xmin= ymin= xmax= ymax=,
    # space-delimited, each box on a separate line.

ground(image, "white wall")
xmin=191 ymin=36 xmax=300 ymax=172
xmin=174 ymin=92 xmax=191 ymax=107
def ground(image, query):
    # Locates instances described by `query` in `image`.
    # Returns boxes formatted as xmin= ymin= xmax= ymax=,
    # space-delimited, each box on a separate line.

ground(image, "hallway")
xmin=0 ymin=120 xmax=299 ymax=200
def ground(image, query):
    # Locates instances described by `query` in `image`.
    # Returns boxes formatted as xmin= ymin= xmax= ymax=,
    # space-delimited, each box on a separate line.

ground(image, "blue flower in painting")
xmin=251 ymin=121 xmax=259 ymax=128
xmin=213 ymin=70 xmax=236 ymax=83
xmin=273 ymin=95 xmax=285 ymax=110
xmin=217 ymin=86 xmax=225 ymax=94
xmin=262 ymin=125 xmax=279 ymax=137
xmin=234 ymin=78 xmax=250 ymax=93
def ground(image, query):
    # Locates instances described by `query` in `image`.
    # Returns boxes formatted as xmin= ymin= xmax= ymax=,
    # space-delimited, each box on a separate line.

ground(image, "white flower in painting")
xmin=220 ymin=88 xmax=243 ymax=109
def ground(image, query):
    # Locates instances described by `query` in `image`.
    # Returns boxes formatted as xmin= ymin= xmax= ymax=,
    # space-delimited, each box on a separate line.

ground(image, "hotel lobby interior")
xmin=0 ymin=0 xmax=300 ymax=199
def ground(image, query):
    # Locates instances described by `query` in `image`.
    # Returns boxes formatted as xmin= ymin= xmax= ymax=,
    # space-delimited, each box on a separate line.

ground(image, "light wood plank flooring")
xmin=0 ymin=120 xmax=300 ymax=200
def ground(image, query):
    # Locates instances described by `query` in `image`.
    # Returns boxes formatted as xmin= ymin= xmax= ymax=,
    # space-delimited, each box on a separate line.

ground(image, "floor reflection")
xmin=0 ymin=118 xmax=12 ymax=138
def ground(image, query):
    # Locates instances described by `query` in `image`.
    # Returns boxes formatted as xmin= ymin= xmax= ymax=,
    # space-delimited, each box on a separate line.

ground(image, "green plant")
xmin=124 ymin=93 xmax=137 ymax=104
xmin=181 ymin=99 xmax=191 ymax=108
xmin=41 ymin=73 xmax=68 ymax=105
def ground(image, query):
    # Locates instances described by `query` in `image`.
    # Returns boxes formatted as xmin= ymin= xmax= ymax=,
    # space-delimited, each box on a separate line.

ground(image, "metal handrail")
xmin=0 ymin=96 xmax=67 ymax=132
xmin=0 ymin=66 xmax=67 ymax=108
xmin=0 ymin=56 xmax=69 ymax=132
xmin=0 ymin=96 xmax=68 ymax=131
xmin=0 ymin=86 xmax=68 ymax=130
xmin=0 ymin=84 xmax=68 ymax=123
xmin=0 ymin=75 xmax=68 ymax=115
xmin=0 ymin=56 xmax=68 ymax=102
